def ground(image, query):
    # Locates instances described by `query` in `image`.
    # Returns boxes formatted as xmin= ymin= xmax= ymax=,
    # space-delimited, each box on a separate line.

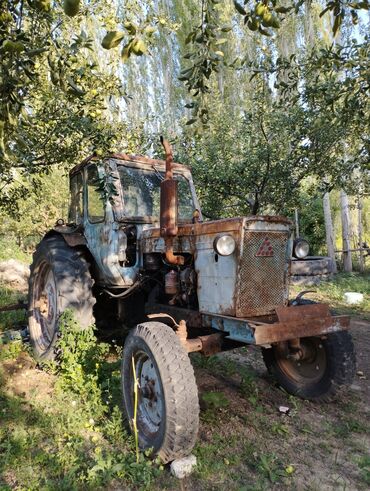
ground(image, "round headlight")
xmin=293 ymin=238 xmax=309 ymax=259
xmin=213 ymin=234 xmax=236 ymax=256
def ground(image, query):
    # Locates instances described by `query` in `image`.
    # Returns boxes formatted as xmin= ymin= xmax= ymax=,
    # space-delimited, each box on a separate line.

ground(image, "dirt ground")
xmin=180 ymin=317 xmax=370 ymax=491
xmin=351 ymin=319 xmax=370 ymax=403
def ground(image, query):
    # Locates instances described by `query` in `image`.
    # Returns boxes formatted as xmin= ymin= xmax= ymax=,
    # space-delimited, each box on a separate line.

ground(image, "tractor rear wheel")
xmin=121 ymin=322 xmax=199 ymax=463
xmin=28 ymin=234 xmax=95 ymax=360
xmin=262 ymin=331 xmax=355 ymax=401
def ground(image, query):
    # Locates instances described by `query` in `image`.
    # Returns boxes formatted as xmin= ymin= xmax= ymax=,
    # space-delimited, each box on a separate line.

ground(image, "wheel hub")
xmin=278 ymin=338 xmax=327 ymax=383
xmin=136 ymin=355 xmax=163 ymax=433
xmin=32 ymin=262 xmax=58 ymax=351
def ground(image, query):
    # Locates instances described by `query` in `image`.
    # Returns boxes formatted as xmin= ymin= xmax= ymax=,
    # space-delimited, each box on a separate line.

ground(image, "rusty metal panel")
xmin=195 ymin=232 xmax=240 ymax=316
xmin=276 ymin=304 xmax=330 ymax=322
xmin=235 ymin=224 xmax=291 ymax=317
xmin=254 ymin=314 xmax=350 ymax=345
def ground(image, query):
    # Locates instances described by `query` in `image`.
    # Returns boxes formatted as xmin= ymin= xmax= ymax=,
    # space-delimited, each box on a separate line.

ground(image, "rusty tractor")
xmin=28 ymin=138 xmax=356 ymax=463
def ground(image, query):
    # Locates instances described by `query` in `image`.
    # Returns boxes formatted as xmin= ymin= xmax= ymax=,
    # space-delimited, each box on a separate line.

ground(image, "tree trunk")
xmin=323 ymin=192 xmax=337 ymax=273
xmin=357 ymin=196 xmax=364 ymax=273
xmin=340 ymin=190 xmax=352 ymax=272
xmin=294 ymin=208 xmax=300 ymax=238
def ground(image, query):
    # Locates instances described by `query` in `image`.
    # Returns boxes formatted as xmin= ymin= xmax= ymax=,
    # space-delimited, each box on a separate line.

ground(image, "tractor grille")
xmin=236 ymin=231 xmax=290 ymax=317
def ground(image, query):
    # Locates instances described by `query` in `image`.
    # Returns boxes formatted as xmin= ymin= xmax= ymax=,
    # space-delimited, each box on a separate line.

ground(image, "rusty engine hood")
xmin=141 ymin=215 xmax=293 ymax=318
xmin=141 ymin=215 xmax=292 ymax=240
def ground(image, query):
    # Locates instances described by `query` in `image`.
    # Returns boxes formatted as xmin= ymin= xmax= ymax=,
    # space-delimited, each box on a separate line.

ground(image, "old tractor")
xmin=28 ymin=139 xmax=355 ymax=463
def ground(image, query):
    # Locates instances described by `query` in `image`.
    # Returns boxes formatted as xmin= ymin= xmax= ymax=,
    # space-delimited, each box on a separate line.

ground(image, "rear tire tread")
xmin=28 ymin=234 xmax=95 ymax=360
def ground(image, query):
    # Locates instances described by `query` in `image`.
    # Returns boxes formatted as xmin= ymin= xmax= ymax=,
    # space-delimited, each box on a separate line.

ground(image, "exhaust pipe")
xmin=160 ymin=137 xmax=184 ymax=266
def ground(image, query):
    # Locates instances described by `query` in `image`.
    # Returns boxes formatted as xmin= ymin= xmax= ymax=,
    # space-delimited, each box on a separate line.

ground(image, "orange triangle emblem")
xmin=256 ymin=237 xmax=274 ymax=257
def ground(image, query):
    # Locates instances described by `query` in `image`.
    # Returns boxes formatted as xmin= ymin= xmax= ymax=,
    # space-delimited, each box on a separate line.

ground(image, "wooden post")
xmin=357 ymin=196 xmax=364 ymax=273
xmin=294 ymin=208 xmax=300 ymax=238
xmin=340 ymin=190 xmax=352 ymax=272
xmin=323 ymin=192 xmax=337 ymax=273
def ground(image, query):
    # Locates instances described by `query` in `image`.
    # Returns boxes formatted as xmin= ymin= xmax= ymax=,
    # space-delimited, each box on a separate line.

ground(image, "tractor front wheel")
xmin=262 ymin=331 xmax=355 ymax=401
xmin=121 ymin=322 xmax=199 ymax=463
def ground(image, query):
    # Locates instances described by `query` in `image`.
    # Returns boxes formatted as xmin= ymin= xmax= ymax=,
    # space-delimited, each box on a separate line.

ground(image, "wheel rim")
xmin=133 ymin=350 xmax=164 ymax=441
xmin=30 ymin=261 xmax=58 ymax=353
xmin=275 ymin=338 xmax=327 ymax=385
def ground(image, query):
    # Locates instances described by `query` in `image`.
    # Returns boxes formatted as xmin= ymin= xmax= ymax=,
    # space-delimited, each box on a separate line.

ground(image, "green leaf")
xmin=121 ymin=44 xmax=131 ymax=62
xmin=333 ymin=13 xmax=343 ymax=36
xmin=319 ymin=6 xmax=331 ymax=17
xmin=185 ymin=31 xmax=195 ymax=45
xmin=63 ymin=0 xmax=80 ymax=17
xmin=258 ymin=26 xmax=272 ymax=36
xmin=275 ymin=6 xmax=292 ymax=13
xmin=101 ymin=31 xmax=125 ymax=50
xmin=215 ymin=38 xmax=228 ymax=45
xmin=233 ymin=1 xmax=247 ymax=16
xmin=124 ymin=21 xmax=137 ymax=35
xmin=131 ymin=38 xmax=148 ymax=56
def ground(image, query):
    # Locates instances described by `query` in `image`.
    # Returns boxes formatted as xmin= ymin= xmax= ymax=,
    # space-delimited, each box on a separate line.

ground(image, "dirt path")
xmin=351 ymin=319 xmax=370 ymax=406
xmin=184 ymin=317 xmax=370 ymax=490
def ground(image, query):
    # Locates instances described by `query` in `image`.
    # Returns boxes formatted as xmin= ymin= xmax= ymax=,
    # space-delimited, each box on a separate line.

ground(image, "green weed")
xmin=202 ymin=391 xmax=230 ymax=409
xmin=255 ymin=453 xmax=285 ymax=483
xmin=0 ymin=311 xmax=161 ymax=490
xmin=270 ymin=421 xmax=289 ymax=436
xmin=291 ymin=272 xmax=370 ymax=318
xmin=191 ymin=352 xmax=238 ymax=376
xmin=332 ymin=417 xmax=370 ymax=439
xmin=200 ymin=391 xmax=230 ymax=423
xmin=194 ymin=433 xmax=243 ymax=481
xmin=357 ymin=455 xmax=370 ymax=485
xmin=0 ymin=340 xmax=22 ymax=361
xmin=0 ymin=236 xmax=31 ymax=263
xmin=0 ymin=285 xmax=27 ymax=333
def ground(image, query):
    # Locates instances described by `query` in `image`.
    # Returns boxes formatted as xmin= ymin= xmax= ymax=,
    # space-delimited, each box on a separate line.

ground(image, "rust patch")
xmin=198 ymin=333 xmax=223 ymax=356
xmin=254 ymin=314 xmax=350 ymax=345
xmin=62 ymin=233 xmax=86 ymax=247
xmin=276 ymin=304 xmax=330 ymax=322
xmin=236 ymin=230 xmax=290 ymax=317
xmin=69 ymin=153 xmax=191 ymax=177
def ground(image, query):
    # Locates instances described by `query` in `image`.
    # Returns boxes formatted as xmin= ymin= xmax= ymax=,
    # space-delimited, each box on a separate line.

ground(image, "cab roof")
xmin=69 ymin=153 xmax=191 ymax=176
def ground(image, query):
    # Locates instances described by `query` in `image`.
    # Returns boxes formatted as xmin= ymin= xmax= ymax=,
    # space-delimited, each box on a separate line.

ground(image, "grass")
xmin=0 ymin=312 xmax=162 ymax=490
xmin=357 ymin=455 xmax=370 ymax=486
xmin=291 ymin=271 xmax=370 ymax=319
xmin=0 ymin=285 xmax=27 ymax=334
xmin=0 ymin=236 xmax=31 ymax=264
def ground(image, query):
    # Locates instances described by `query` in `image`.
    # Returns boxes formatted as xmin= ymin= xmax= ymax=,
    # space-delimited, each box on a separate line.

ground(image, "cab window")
xmin=117 ymin=166 xmax=194 ymax=222
xmin=87 ymin=165 xmax=105 ymax=223
xmin=69 ymin=173 xmax=83 ymax=224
